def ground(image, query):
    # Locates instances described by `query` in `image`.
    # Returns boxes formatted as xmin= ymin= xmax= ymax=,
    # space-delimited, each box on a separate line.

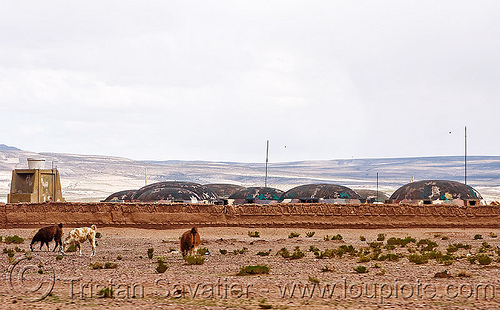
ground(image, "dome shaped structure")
xmin=354 ymin=189 xmax=389 ymax=203
xmin=280 ymin=184 xmax=362 ymax=204
xmin=103 ymin=190 xmax=137 ymax=202
xmin=228 ymin=187 xmax=284 ymax=205
xmin=389 ymin=180 xmax=483 ymax=206
xmin=132 ymin=181 xmax=219 ymax=204
xmin=204 ymin=184 xmax=246 ymax=199
xmin=135 ymin=187 xmax=208 ymax=203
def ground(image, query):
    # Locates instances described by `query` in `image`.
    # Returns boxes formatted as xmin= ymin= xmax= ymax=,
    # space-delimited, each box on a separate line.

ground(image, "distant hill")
xmin=0 ymin=144 xmax=21 ymax=151
xmin=1 ymin=146 xmax=499 ymax=203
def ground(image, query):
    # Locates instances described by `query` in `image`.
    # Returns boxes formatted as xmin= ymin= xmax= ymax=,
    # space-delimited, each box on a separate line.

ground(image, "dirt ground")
xmin=2 ymin=227 xmax=500 ymax=309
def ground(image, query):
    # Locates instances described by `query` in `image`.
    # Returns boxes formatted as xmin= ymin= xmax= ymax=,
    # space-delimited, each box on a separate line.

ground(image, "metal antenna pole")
xmin=465 ymin=126 xmax=467 ymax=185
xmin=376 ymin=172 xmax=379 ymax=202
xmin=265 ymin=140 xmax=269 ymax=188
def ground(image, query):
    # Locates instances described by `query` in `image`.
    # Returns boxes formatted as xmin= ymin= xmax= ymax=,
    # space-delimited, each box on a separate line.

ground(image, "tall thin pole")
xmin=265 ymin=140 xmax=269 ymax=188
xmin=145 ymin=168 xmax=148 ymax=186
xmin=376 ymin=172 xmax=379 ymax=202
xmin=465 ymin=126 xmax=467 ymax=185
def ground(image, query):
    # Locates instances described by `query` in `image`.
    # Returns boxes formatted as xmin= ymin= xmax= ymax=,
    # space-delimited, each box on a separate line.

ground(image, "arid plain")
xmin=1 ymin=227 xmax=500 ymax=309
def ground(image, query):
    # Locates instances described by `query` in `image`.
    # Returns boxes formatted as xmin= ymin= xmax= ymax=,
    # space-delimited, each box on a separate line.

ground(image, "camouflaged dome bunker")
xmin=280 ymin=184 xmax=362 ymax=204
xmin=389 ymin=180 xmax=483 ymax=206
xmin=228 ymin=187 xmax=284 ymax=205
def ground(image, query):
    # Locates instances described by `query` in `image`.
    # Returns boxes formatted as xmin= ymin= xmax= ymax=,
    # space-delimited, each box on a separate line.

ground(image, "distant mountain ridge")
xmin=0 ymin=145 xmax=499 ymax=203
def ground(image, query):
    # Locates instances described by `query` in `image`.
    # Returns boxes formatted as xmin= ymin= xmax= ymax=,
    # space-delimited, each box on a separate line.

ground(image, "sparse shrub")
xmin=378 ymin=253 xmax=400 ymax=262
xmin=156 ymin=258 xmax=168 ymax=273
xmin=237 ymin=265 xmax=269 ymax=276
xmin=5 ymin=248 xmax=14 ymax=258
xmin=65 ymin=244 xmax=77 ymax=252
xmin=354 ymin=265 xmax=368 ymax=273
xmin=306 ymin=231 xmax=315 ymax=238
xmin=90 ymin=262 xmax=103 ymax=270
xmin=434 ymin=270 xmax=452 ymax=278
xmin=233 ymin=247 xmax=248 ymax=255
xmin=358 ymin=255 xmax=371 ymax=263
xmin=489 ymin=232 xmax=498 ymax=238
xmin=183 ymin=255 xmax=205 ymax=265
xmin=291 ymin=246 xmax=305 ymax=259
xmin=258 ymin=298 xmax=273 ymax=309
xmin=104 ymin=262 xmax=118 ymax=269
xmin=147 ymin=247 xmax=154 ymax=259
xmin=377 ymin=233 xmax=386 ymax=241
xmin=441 ymin=236 xmax=449 ymax=240
xmin=288 ymin=232 xmax=300 ymax=238
xmin=323 ymin=235 xmax=330 ymax=241
xmin=417 ymin=239 xmax=438 ymax=251
xmin=98 ymin=287 xmax=113 ymax=298
xmin=117 ymin=255 xmax=122 ymax=260
xmin=457 ymin=270 xmax=471 ymax=277
xmin=219 ymin=249 xmax=227 ymax=255
xmin=277 ymin=247 xmax=290 ymax=258
xmin=14 ymin=246 xmax=23 ymax=252
xmin=408 ymin=254 xmax=428 ymax=264
xmin=331 ymin=234 xmax=343 ymax=241
xmin=321 ymin=265 xmax=335 ymax=272
xmin=95 ymin=232 xmax=102 ymax=238
xmin=0 ymin=236 xmax=2 ymax=243
xmin=474 ymin=234 xmax=483 ymax=240
xmin=476 ymin=254 xmax=492 ymax=265
xmin=197 ymin=247 xmax=209 ymax=255
xmin=309 ymin=245 xmax=319 ymax=253
xmin=434 ymin=234 xmax=441 ymax=238
xmin=386 ymin=236 xmax=416 ymax=247
xmin=257 ymin=250 xmax=271 ymax=256
xmin=308 ymin=275 xmax=320 ymax=284
xmin=384 ymin=244 xmax=396 ymax=251
xmin=4 ymin=235 xmax=24 ymax=244
xmin=248 ymin=231 xmax=260 ymax=238
xmin=56 ymin=254 xmax=63 ymax=261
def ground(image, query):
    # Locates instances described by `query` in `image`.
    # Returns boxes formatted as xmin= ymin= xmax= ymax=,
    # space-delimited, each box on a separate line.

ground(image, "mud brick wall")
xmin=1 ymin=202 xmax=500 ymax=229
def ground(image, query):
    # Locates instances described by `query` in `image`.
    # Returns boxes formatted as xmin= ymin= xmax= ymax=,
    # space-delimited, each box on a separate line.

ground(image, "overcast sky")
xmin=1 ymin=1 xmax=499 ymax=163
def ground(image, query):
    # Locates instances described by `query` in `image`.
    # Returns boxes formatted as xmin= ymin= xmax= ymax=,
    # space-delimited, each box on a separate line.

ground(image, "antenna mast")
xmin=265 ymin=140 xmax=269 ymax=188
xmin=465 ymin=126 xmax=467 ymax=185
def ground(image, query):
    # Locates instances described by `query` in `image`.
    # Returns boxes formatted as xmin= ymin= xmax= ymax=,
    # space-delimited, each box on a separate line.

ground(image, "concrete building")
xmin=8 ymin=158 xmax=65 ymax=203
xmin=228 ymin=187 xmax=284 ymax=205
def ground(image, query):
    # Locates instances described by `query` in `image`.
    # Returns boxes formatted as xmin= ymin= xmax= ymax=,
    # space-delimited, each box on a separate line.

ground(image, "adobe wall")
xmin=1 ymin=202 xmax=500 ymax=229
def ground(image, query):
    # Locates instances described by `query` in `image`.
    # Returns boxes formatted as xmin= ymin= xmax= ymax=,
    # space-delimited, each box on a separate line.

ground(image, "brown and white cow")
xmin=62 ymin=225 xmax=97 ymax=257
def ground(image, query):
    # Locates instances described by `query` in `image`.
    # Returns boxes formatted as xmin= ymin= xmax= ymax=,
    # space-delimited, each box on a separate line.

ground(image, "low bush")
xmin=4 ymin=235 xmax=24 ymax=244
xmin=321 ymin=265 xmax=335 ymax=272
xmin=90 ymin=262 xmax=103 ymax=270
xmin=305 ymin=231 xmax=315 ymax=238
xmin=237 ymin=265 xmax=269 ymax=276
xmin=476 ymin=254 xmax=492 ymax=265
xmin=353 ymin=265 xmax=368 ymax=273
xmin=288 ymin=232 xmax=300 ymax=238
xmin=474 ymin=234 xmax=483 ymax=240
xmin=147 ymin=247 xmax=154 ymax=259
xmin=197 ymin=247 xmax=209 ymax=255
xmin=219 ymin=249 xmax=228 ymax=255
xmin=156 ymin=258 xmax=168 ymax=273
xmin=98 ymin=287 xmax=113 ymax=298
xmin=359 ymin=236 xmax=366 ymax=241
xmin=248 ymin=231 xmax=260 ymax=238
xmin=183 ymin=255 xmax=205 ymax=265
xmin=257 ymin=250 xmax=271 ymax=256
xmin=104 ymin=262 xmax=118 ymax=269
xmin=408 ymin=254 xmax=428 ymax=264
xmin=233 ymin=247 xmax=248 ymax=255
xmin=308 ymin=275 xmax=320 ymax=284
xmin=377 ymin=233 xmax=386 ymax=242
